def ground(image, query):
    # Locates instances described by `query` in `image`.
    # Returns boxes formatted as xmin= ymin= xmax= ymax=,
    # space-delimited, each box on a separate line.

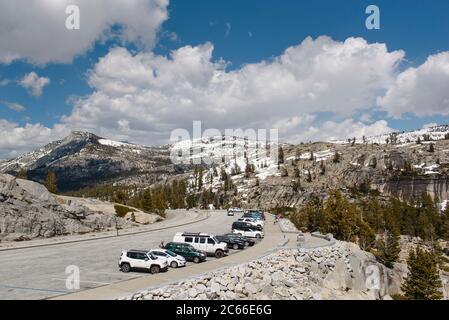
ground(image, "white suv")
xmin=173 ymin=232 xmax=229 ymax=258
xmin=119 ymin=250 xmax=168 ymax=274
xmin=149 ymin=249 xmax=186 ymax=268
xmin=238 ymin=217 xmax=264 ymax=229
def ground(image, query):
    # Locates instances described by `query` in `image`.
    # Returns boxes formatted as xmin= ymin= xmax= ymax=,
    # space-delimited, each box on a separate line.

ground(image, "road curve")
xmin=0 ymin=210 xmax=237 ymax=300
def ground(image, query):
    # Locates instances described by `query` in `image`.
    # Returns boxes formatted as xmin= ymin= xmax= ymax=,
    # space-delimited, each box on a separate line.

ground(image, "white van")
xmin=173 ymin=232 xmax=229 ymax=258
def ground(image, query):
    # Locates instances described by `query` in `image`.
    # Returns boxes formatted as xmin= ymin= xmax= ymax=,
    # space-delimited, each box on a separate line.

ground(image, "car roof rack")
xmin=181 ymin=232 xmax=209 ymax=237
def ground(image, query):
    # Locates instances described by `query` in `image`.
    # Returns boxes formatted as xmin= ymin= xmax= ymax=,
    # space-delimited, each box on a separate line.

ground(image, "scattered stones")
xmin=127 ymin=241 xmax=401 ymax=301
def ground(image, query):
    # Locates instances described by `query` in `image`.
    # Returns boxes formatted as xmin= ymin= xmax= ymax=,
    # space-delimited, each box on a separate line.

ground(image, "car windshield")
xmin=165 ymin=250 xmax=177 ymax=257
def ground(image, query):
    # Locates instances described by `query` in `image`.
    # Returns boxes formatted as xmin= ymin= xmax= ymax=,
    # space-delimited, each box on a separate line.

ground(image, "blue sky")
xmin=1 ymin=0 xmax=449 ymax=157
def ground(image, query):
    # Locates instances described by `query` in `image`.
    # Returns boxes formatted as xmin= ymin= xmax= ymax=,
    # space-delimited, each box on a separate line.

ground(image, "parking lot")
xmin=0 ymin=210 xmax=263 ymax=300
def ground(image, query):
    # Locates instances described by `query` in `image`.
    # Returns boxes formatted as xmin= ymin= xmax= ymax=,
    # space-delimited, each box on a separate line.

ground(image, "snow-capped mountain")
xmin=0 ymin=131 xmax=172 ymax=191
xmin=333 ymin=125 xmax=449 ymax=145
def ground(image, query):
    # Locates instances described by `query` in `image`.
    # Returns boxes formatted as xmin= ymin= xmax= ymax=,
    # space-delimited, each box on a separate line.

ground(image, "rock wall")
xmin=378 ymin=176 xmax=449 ymax=202
xmin=128 ymin=242 xmax=402 ymax=300
xmin=0 ymin=174 xmax=135 ymax=242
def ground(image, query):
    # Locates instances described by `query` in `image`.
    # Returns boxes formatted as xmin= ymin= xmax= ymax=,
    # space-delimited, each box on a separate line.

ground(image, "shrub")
xmin=114 ymin=205 xmax=135 ymax=218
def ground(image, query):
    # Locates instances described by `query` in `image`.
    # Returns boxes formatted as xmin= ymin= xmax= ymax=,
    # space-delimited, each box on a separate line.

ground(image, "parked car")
xmin=224 ymin=233 xmax=256 ymax=247
xmin=243 ymin=210 xmax=265 ymax=221
xmin=149 ymin=249 xmax=186 ymax=268
xmin=119 ymin=250 xmax=168 ymax=274
xmin=227 ymin=208 xmax=235 ymax=216
xmin=216 ymin=234 xmax=246 ymax=250
xmin=232 ymin=226 xmax=264 ymax=239
xmin=232 ymin=221 xmax=263 ymax=231
xmin=173 ymin=232 xmax=229 ymax=258
xmin=164 ymin=242 xmax=207 ymax=263
xmin=238 ymin=217 xmax=264 ymax=229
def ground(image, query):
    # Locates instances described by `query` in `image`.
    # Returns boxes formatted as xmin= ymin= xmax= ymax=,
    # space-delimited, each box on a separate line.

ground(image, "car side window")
xmin=153 ymin=251 xmax=162 ymax=256
xmin=185 ymin=237 xmax=193 ymax=243
xmin=127 ymin=252 xmax=135 ymax=259
xmin=194 ymin=237 xmax=200 ymax=243
xmin=199 ymin=237 xmax=206 ymax=244
xmin=207 ymin=238 xmax=214 ymax=244
xmin=137 ymin=253 xmax=147 ymax=260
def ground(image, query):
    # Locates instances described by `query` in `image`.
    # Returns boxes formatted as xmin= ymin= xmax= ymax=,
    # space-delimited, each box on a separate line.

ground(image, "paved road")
xmin=0 ymin=210 xmax=240 ymax=300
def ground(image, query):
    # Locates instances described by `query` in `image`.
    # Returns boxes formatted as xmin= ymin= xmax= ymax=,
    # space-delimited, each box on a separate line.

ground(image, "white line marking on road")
xmin=51 ymin=278 xmax=111 ymax=285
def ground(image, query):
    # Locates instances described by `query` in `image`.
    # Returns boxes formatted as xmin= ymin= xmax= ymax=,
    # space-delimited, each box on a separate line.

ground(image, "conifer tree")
xmin=375 ymin=229 xmax=401 ymax=268
xmin=45 ymin=171 xmax=58 ymax=194
xmin=278 ymin=146 xmax=284 ymax=164
xmin=323 ymin=191 xmax=359 ymax=241
xmin=17 ymin=168 xmax=27 ymax=180
xmin=319 ymin=161 xmax=325 ymax=175
xmin=401 ymin=247 xmax=443 ymax=300
xmin=332 ymin=151 xmax=341 ymax=163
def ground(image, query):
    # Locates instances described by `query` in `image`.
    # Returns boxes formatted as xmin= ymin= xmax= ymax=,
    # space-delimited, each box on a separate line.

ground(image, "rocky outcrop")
xmin=0 ymin=174 xmax=135 ymax=242
xmin=128 ymin=242 xmax=402 ymax=300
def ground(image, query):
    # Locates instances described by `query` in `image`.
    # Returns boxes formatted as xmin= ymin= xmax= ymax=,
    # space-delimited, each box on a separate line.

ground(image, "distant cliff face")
xmin=378 ymin=176 xmax=449 ymax=202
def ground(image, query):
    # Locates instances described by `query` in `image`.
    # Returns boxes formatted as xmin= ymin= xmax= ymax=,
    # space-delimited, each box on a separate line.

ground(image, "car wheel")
xmin=150 ymin=265 xmax=160 ymax=274
xmin=245 ymin=241 xmax=249 ymax=247
xmin=215 ymin=250 xmax=224 ymax=258
xmin=120 ymin=263 xmax=131 ymax=273
xmin=233 ymin=243 xmax=239 ymax=250
xmin=193 ymin=257 xmax=201 ymax=264
xmin=170 ymin=261 xmax=178 ymax=268
xmin=256 ymin=234 xmax=261 ymax=239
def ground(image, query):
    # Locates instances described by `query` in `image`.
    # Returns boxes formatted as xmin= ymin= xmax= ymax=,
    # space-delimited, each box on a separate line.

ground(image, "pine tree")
xmin=319 ymin=161 xmax=325 ymax=175
xmin=375 ymin=229 xmax=401 ymax=268
xmin=323 ymin=191 xmax=359 ymax=241
xmin=278 ymin=146 xmax=284 ymax=164
xmin=45 ymin=171 xmax=58 ymax=194
xmin=401 ymin=247 xmax=443 ymax=300
xmin=417 ymin=136 xmax=422 ymax=144
xmin=17 ymin=168 xmax=27 ymax=180
xmin=332 ymin=151 xmax=341 ymax=163
xmin=293 ymin=167 xmax=300 ymax=178
xmin=428 ymin=143 xmax=435 ymax=153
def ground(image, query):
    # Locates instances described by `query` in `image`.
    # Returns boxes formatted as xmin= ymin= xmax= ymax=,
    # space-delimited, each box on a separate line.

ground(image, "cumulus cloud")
xmin=0 ymin=120 xmax=69 ymax=159
xmin=59 ymin=36 xmax=403 ymax=145
xmin=378 ymin=52 xmax=449 ymax=117
xmin=19 ymin=72 xmax=51 ymax=97
xmin=0 ymin=0 xmax=169 ymax=64
xmin=0 ymin=36 xmax=407 ymax=157
xmin=287 ymin=119 xmax=394 ymax=143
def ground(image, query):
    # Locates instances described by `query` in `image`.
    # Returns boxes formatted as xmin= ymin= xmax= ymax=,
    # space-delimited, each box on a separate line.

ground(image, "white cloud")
xmin=1 ymin=101 xmax=26 ymax=112
xmin=0 ymin=0 xmax=169 ymax=64
xmin=378 ymin=52 xmax=449 ymax=117
xmin=0 ymin=36 xmax=409 ymax=157
xmin=59 ymin=36 xmax=403 ymax=146
xmin=287 ymin=119 xmax=394 ymax=143
xmin=0 ymin=120 xmax=68 ymax=159
xmin=19 ymin=72 xmax=51 ymax=97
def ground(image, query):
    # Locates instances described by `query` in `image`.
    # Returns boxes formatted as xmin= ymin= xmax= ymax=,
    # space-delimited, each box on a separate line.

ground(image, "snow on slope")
xmin=332 ymin=125 xmax=449 ymax=145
